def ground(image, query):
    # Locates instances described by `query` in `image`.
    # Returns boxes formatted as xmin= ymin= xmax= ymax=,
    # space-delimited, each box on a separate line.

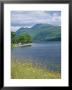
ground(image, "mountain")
xmin=16 ymin=24 xmax=61 ymax=42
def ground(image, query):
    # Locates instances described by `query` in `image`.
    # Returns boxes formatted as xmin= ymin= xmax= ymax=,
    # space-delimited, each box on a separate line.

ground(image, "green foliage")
xmin=18 ymin=33 xmax=32 ymax=44
xmin=11 ymin=32 xmax=32 ymax=45
xmin=11 ymin=32 xmax=16 ymax=43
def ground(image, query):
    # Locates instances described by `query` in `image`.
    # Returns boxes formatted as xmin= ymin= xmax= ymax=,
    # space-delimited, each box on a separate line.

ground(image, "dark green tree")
xmin=18 ymin=33 xmax=32 ymax=44
xmin=11 ymin=32 xmax=16 ymax=44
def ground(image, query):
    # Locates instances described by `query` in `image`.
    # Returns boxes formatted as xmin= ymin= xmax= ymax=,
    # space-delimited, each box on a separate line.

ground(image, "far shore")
xmin=12 ymin=43 xmax=32 ymax=48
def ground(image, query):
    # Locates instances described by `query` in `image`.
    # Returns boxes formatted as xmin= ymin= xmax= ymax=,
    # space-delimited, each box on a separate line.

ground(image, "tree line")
xmin=11 ymin=32 xmax=32 ymax=44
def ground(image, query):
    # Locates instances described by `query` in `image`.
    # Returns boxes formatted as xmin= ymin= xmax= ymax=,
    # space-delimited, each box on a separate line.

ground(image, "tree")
xmin=18 ymin=33 xmax=32 ymax=44
xmin=11 ymin=32 xmax=16 ymax=44
xmin=11 ymin=32 xmax=32 ymax=44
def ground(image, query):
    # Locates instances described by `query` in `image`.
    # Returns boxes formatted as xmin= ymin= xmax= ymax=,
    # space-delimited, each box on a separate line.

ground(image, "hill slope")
xmin=16 ymin=24 xmax=61 ymax=42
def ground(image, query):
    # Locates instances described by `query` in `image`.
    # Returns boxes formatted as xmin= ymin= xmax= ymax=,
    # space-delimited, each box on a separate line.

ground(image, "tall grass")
xmin=11 ymin=60 xmax=61 ymax=79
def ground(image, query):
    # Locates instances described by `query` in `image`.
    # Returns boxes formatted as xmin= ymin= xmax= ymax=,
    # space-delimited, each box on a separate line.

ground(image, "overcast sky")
xmin=11 ymin=11 xmax=61 ymax=32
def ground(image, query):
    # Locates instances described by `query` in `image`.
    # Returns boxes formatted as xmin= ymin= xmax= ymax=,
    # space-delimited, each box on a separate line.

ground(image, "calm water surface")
xmin=11 ymin=42 xmax=61 ymax=71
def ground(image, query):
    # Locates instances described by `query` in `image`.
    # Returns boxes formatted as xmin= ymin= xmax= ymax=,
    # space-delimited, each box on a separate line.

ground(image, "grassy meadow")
xmin=11 ymin=59 xmax=61 ymax=79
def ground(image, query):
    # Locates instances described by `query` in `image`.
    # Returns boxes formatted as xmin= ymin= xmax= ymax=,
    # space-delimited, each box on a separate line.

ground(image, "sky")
xmin=11 ymin=11 xmax=61 ymax=32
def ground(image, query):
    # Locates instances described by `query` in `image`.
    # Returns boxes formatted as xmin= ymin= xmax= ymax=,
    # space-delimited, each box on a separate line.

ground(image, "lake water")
xmin=11 ymin=42 xmax=61 ymax=71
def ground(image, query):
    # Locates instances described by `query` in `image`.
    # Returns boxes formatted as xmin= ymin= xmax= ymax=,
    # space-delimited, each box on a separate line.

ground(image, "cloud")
xmin=11 ymin=11 xmax=61 ymax=28
xmin=11 ymin=26 xmax=21 ymax=32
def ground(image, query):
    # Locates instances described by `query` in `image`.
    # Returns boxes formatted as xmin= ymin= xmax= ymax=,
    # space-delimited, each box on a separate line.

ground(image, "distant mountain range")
xmin=16 ymin=24 xmax=61 ymax=42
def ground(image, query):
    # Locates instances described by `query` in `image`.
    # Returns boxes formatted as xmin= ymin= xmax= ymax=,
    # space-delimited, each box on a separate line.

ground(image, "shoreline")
xmin=12 ymin=43 xmax=32 ymax=48
xmin=12 ymin=41 xmax=61 ymax=48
